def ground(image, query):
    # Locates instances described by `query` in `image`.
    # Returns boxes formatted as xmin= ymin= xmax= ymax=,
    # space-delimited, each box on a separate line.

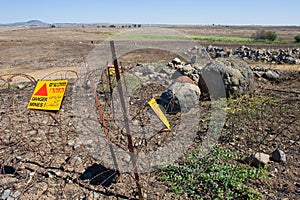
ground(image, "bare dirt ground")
xmin=0 ymin=26 xmax=300 ymax=200
xmin=1 ymin=25 xmax=300 ymax=75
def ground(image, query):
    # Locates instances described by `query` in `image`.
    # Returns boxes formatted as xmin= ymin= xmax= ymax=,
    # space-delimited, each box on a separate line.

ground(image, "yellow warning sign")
xmin=148 ymin=98 xmax=171 ymax=130
xmin=106 ymin=64 xmax=115 ymax=76
xmin=27 ymin=80 xmax=68 ymax=111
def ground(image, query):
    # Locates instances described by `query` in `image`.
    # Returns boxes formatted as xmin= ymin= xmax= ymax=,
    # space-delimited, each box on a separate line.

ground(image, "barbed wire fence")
xmin=0 ymin=65 xmax=183 ymax=200
xmin=1 ymin=63 xmax=300 ymax=200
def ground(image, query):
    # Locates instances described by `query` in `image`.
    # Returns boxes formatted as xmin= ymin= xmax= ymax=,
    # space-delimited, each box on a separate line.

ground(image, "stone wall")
xmin=205 ymin=45 xmax=300 ymax=64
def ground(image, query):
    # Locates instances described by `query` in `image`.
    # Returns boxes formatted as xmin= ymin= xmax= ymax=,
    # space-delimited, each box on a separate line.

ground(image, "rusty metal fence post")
xmin=110 ymin=41 xmax=143 ymax=200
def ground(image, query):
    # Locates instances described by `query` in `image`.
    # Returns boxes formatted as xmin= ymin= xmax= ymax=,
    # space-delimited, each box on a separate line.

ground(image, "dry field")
xmin=0 ymin=26 xmax=300 ymax=200
xmin=1 ymin=25 xmax=300 ymax=75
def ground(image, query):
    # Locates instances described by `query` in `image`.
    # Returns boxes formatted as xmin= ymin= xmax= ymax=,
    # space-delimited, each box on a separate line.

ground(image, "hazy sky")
xmin=1 ymin=0 xmax=299 ymax=25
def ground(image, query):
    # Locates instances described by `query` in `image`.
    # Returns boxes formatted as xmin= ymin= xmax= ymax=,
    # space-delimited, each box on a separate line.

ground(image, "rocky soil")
xmin=0 ymin=26 xmax=300 ymax=199
xmin=1 ymin=62 xmax=299 ymax=199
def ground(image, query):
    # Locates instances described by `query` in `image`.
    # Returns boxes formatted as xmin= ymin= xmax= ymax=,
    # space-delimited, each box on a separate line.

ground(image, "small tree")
xmin=295 ymin=35 xmax=300 ymax=43
xmin=265 ymin=30 xmax=277 ymax=41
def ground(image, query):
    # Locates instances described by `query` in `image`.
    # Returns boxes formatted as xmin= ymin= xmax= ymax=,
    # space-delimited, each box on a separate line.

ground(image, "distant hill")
xmin=52 ymin=22 xmax=111 ymax=28
xmin=0 ymin=20 xmax=116 ymax=28
xmin=0 ymin=20 xmax=49 ymax=27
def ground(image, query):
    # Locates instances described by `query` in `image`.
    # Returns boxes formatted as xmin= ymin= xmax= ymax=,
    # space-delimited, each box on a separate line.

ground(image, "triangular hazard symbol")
xmin=34 ymin=83 xmax=48 ymax=96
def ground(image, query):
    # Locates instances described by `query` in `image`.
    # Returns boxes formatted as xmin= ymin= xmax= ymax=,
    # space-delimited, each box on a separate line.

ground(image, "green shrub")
xmin=160 ymin=147 xmax=268 ymax=199
xmin=265 ymin=30 xmax=277 ymax=41
xmin=295 ymin=35 xmax=300 ymax=43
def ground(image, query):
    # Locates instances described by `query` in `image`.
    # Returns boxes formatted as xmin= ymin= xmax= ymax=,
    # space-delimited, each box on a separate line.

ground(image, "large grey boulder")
xmin=198 ymin=58 xmax=254 ymax=98
xmin=169 ymin=82 xmax=200 ymax=112
xmin=158 ymin=81 xmax=200 ymax=113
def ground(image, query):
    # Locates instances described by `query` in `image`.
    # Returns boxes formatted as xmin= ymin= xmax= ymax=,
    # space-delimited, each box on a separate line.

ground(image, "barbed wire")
xmin=1 ymin=68 xmax=299 ymax=199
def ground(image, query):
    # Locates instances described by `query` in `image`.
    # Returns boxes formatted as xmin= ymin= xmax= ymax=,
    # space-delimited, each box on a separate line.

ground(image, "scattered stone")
xmin=90 ymin=191 xmax=102 ymax=199
xmin=10 ymin=191 xmax=21 ymax=199
xmin=17 ymin=84 xmax=26 ymax=90
xmin=132 ymin=119 xmax=139 ymax=126
xmin=67 ymin=140 xmax=75 ymax=146
xmin=253 ymin=66 xmax=268 ymax=72
xmin=245 ymin=152 xmax=270 ymax=168
xmin=1 ymin=189 xmax=11 ymax=200
xmin=289 ymin=140 xmax=295 ymax=144
xmin=270 ymin=149 xmax=287 ymax=162
xmin=73 ymin=141 xmax=82 ymax=150
xmin=172 ymin=57 xmax=182 ymax=65
xmin=262 ymin=70 xmax=280 ymax=81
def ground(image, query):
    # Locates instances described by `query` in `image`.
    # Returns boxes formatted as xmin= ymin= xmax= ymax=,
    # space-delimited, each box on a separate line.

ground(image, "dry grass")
xmin=267 ymin=64 xmax=300 ymax=71
xmin=250 ymin=63 xmax=300 ymax=71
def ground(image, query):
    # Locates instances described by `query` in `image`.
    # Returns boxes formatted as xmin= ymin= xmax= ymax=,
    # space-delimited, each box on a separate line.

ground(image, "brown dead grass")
xmin=267 ymin=64 xmax=300 ymax=71
xmin=250 ymin=63 xmax=300 ymax=71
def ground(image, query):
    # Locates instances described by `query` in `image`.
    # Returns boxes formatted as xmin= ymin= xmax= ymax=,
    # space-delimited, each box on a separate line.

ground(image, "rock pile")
xmin=206 ymin=45 xmax=232 ymax=58
xmin=168 ymin=57 xmax=254 ymax=98
xmin=234 ymin=46 xmax=299 ymax=64
xmin=130 ymin=63 xmax=201 ymax=113
xmin=252 ymin=66 xmax=280 ymax=81
xmin=133 ymin=47 xmax=288 ymax=100
xmin=168 ymin=60 xmax=201 ymax=82
xmin=205 ymin=45 xmax=300 ymax=64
